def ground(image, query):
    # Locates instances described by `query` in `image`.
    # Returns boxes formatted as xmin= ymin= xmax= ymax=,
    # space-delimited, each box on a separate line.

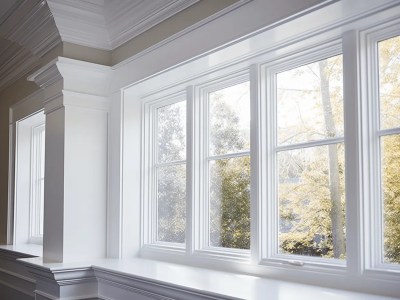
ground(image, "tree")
xmin=319 ymin=59 xmax=346 ymax=258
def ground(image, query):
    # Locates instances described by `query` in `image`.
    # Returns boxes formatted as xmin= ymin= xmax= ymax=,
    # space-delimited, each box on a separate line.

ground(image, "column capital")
xmin=28 ymin=57 xmax=112 ymax=114
xmin=28 ymin=57 xmax=112 ymax=95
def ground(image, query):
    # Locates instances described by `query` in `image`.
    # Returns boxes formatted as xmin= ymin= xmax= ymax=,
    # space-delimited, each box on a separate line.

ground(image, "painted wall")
xmin=111 ymin=0 xmax=239 ymax=64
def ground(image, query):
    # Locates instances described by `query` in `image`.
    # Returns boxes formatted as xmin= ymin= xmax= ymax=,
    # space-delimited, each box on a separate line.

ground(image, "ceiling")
xmin=0 ymin=0 xmax=199 ymax=92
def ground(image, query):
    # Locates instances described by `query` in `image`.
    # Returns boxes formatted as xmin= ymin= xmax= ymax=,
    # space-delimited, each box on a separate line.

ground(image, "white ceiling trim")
xmin=46 ymin=0 xmax=200 ymax=51
xmin=107 ymin=0 xmax=200 ymax=50
xmin=46 ymin=0 xmax=110 ymax=50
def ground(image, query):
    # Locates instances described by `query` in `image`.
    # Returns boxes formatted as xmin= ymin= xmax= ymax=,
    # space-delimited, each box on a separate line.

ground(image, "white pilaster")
xmin=28 ymin=58 xmax=111 ymax=263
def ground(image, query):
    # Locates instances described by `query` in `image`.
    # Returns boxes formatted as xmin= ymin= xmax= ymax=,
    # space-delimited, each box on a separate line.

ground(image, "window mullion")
xmin=186 ymin=85 xmax=194 ymax=255
xmin=250 ymin=63 xmax=261 ymax=264
xmin=342 ymin=29 xmax=362 ymax=275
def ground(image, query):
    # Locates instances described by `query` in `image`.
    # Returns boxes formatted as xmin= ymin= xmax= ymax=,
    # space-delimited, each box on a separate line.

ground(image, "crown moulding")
xmin=46 ymin=0 xmax=200 ymax=51
xmin=0 ymin=0 xmax=61 ymax=92
xmin=106 ymin=0 xmax=200 ymax=50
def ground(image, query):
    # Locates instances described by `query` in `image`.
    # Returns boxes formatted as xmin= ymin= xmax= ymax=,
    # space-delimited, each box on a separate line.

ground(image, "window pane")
xmin=278 ymin=144 xmax=345 ymax=259
xmin=157 ymin=101 xmax=186 ymax=163
xmin=379 ymin=36 xmax=400 ymax=130
xmin=381 ymin=135 xmax=400 ymax=264
xmin=157 ymin=164 xmax=186 ymax=243
xmin=277 ymin=55 xmax=343 ymax=145
xmin=209 ymin=81 xmax=250 ymax=156
xmin=209 ymin=156 xmax=250 ymax=249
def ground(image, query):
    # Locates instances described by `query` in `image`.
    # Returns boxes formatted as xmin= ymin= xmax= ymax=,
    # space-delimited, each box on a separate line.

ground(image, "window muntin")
xmin=275 ymin=55 xmax=346 ymax=260
xmin=377 ymin=35 xmax=400 ymax=265
xmin=206 ymin=81 xmax=251 ymax=250
xmin=155 ymin=100 xmax=186 ymax=244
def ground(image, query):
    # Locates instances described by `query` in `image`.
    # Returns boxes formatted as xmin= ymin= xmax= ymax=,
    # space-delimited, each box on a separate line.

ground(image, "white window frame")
xmin=13 ymin=110 xmax=46 ymax=246
xmin=141 ymin=72 xmax=253 ymax=262
xmin=142 ymin=91 xmax=188 ymax=254
xmin=133 ymin=7 xmax=400 ymax=286
xmin=258 ymin=41 xmax=347 ymax=271
xmin=362 ymin=21 xmax=400 ymax=274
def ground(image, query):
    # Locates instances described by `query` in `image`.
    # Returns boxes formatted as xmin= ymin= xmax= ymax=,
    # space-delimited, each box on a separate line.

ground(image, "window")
xmin=273 ymin=55 xmax=345 ymax=261
xmin=156 ymin=100 xmax=186 ymax=244
xmin=204 ymin=80 xmax=251 ymax=250
xmin=14 ymin=111 xmax=45 ymax=245
xmin=142 ymin=76 xmax=251 ymax=258
xmin=137 ymin=17 xmax=400 ymax=282
xmin=143 ymin=93 xmax=187 ymax=249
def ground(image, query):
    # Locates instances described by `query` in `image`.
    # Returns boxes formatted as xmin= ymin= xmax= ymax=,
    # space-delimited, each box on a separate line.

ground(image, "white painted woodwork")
xmin=0 ymin=247 xmax=36 ymax=300
xmin=27 ymin=58 xmax=111 ymax=263
xmin=11 ymin=255 xmax=400 ymax=300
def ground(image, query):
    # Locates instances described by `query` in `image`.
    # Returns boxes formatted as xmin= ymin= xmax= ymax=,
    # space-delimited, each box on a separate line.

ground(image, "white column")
xmin=28 ymin=58 xmax=111 ymax=262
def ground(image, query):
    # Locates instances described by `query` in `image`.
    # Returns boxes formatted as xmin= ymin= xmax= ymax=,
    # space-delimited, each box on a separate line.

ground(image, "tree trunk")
xmin=318 ymin=60 xmax=345 ymax=258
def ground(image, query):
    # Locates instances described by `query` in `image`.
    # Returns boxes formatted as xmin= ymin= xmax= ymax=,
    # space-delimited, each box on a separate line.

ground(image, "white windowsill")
xmin=14 ymin=256 xmax=399 ymax=300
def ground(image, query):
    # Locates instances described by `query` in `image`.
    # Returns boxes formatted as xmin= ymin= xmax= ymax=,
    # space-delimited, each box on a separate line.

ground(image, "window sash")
xmin=30 ymin=124 xmax=45 ymax=241
xmin=375 ymin=34 xmax=400 ymax=267
xmin=143 ymin=93 xmax=188 ymax=248
xmin=201 ymin=77 xmax=252 ymax=254
xmin=261 ymin=44 xmax=347 ymax=266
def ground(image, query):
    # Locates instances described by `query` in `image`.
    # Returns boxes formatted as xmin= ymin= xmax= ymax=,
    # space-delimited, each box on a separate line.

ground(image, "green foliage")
xmin=383 ymin=136 xmax=400 ymax=263
xmin=278 ymin=145 xmax=345 ymax=258
xmin=210 ymin=157 xmax=250 ymax=249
